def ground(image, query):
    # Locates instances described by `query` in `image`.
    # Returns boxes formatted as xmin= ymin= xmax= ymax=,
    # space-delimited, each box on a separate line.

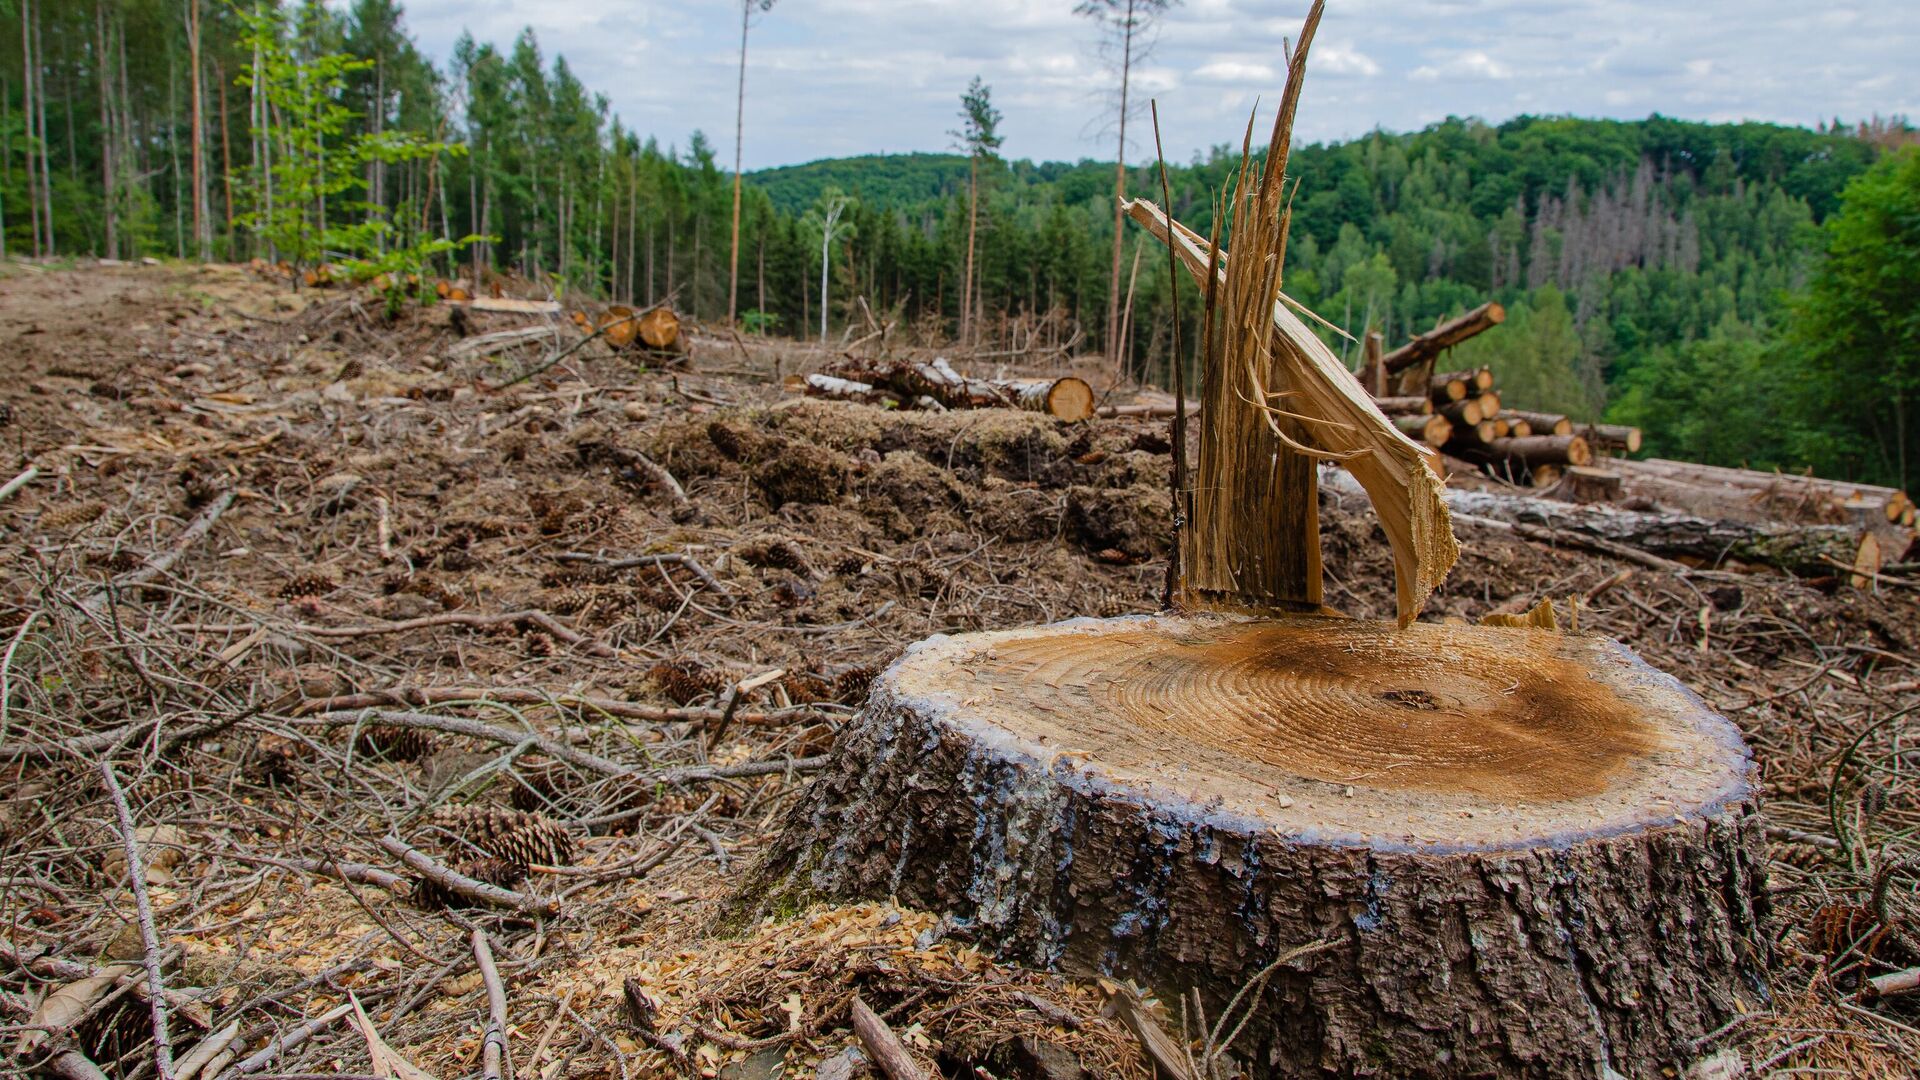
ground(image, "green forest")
xmin=2 ymin=0 xmax=1916 ymax=488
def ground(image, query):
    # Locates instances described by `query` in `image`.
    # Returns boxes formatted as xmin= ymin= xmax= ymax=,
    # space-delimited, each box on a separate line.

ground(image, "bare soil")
xmin=1 ymin=262 xmax=1914 ymax=1078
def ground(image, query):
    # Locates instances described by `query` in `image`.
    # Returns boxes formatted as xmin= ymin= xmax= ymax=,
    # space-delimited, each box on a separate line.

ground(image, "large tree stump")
xmin=744 ymin=614 xmax=1769 ymax=1078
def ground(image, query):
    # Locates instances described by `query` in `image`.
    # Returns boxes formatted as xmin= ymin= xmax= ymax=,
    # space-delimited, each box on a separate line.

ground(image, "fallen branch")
xmin=228 ymin=1002 xmax=354 ymax=1075
xmin=246 ymin=609 xmax=617 ymax=659
xmin=593 ymin=447 xmax=696 ymax=521
xmin=1868 ymin=966 xmax=1920 ymax=999
xmin=82 ymin=491 xmax=234 ymax=614
xmin=849 ymin=996 xmax=929 ymax=1080
xmin=473 ymin=931 xmax=510 ymax=1080
xmin=302 ymin=709 xmax=626 ymax=775
xmin=377 ymin=835 xmax=561 ymax=917
xmin=0 ymin=464 xmax=39 ymax=503
xmin=99 ymin=763 xmax=178 ymax=1080
xmin=553 ymin=551 xmax=728 ymax=595
xmin=300 ymin=686 xmax=813 ymax=728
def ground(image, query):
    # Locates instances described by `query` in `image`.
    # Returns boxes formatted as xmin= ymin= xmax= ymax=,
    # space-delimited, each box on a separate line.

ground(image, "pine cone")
xmin=507 ymin=755 xmax=570 ymax=811
xmin=428 ymin=805 xmax=574 ymax=866
xmin=740 ymin=537 xmax=808 ymax=573
xmin=541 ymin=565 xmax=616 ymax=588
xmin=779 ymin=672 xmax=835 ymax=704
xmin=459 ymin=517 xmax=511 ymax=541
xmin=277 ymin=572 xmax=338 ymax=602
xmin=706 ymin=420 xmax=752 ymax=461
xmin=410 ymin=856 xmax=526 ymax=910
xmin=648 ymin=660 xmax=720 ymax=706
xmin=354 ymin=724 xmax=436 ymax=763
xmin=832 ymin=554 xmax=868 ymax=577
xmin=437 ymin=547 xmax=477 ymax=572
xmin=0 ymin=400 xmax=12 ymax=428
xmin=833 ymin=665 xmax=880 ymax=705
xmin=253 ymin=732 xmax=312 ymax=786
xmin=547 ymin=587 xmax=597 ymax=615
xmin=39 ymin=501 xmax=106 ymax=529
xmin=335 ymin=358 xmax=365 ymax=382
xmin=522 ymin=631 xmax=557 ymax=658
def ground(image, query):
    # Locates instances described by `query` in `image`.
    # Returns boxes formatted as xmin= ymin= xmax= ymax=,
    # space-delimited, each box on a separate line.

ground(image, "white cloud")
xmin=1315 ymin=44 xmax=1382 ymax=77
xmin=389 ymin=0 xmax=1920 ymax=168
xmin=1410 ymin=50 xmax=1515 ymax=82
xmin=1194 ymin=60 xmax=1278 ymax=83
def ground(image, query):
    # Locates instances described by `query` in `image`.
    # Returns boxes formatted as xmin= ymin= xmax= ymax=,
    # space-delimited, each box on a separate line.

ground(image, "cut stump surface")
xmin=745 ymin=614 xmax=1769 ymax=1078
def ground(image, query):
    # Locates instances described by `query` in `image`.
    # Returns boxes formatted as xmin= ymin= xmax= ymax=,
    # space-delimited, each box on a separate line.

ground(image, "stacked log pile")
xmin=791 ymin=356 xmax=1095 ymax=421
xmin=1368 ymin=359 xmax=1597 ymax=487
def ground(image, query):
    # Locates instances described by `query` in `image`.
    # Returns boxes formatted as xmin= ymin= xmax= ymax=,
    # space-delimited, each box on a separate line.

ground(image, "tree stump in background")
xmin=743 ymin=614 xmax=1769 ymax=1078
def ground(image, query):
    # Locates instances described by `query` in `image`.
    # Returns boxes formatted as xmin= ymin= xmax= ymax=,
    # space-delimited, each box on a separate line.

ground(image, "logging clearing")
xmin=0 ymin=3 xmax=1917 ymax=1078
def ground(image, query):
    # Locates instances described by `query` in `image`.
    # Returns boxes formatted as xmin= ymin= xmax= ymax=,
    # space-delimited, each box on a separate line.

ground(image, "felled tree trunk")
xmin=1374 ymin=472 xmax=1865 ymax=575
xmin=745 ymin=614 xmax=1768 ymax=1079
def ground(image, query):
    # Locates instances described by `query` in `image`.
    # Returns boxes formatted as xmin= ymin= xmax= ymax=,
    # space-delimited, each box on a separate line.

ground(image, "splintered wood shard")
xmin=1125 ymin=196 xmax=1460 ymax=625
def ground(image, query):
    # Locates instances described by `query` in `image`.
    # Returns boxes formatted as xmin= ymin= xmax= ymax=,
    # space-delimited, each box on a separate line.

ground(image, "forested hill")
xmin=743 ymin=115 xmax=1913 ymax=487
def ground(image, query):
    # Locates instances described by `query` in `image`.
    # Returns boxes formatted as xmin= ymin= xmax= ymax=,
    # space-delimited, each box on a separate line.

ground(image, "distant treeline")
xmin=1 ymin=1 xmax=1914 ymax=485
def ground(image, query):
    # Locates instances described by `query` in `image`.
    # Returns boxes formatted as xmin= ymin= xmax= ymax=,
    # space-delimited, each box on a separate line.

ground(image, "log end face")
xmin=876 ymin=614 xmax=1752 ymax=853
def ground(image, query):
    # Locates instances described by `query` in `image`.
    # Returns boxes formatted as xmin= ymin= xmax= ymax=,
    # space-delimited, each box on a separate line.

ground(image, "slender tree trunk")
xmin=728 ymin=0 xmax=750 ymax=324
xmin=819 ymin=223 xmax=831 ymax=343
xmin=626 ymin=163 xmax=637 ymax=304
xmin=36 ymin=9 xmax=53 ymax=256
xmin=756 ymin=228 xmax=766 ymax=324
xmin=218 ymin=60 xmax=234 ymax=255
xmin=963 ymin=154 xmax=979 ymax=344
xmin=0 ymin=77 xmax=9 ymax=261
xmin=1104 ymin=0 xmax=1136 ymax=363
xmin=22 ymin=0 xmax=38 ymax=258
xmin=169 ymin=56 xmax=183 ymax=259
xmin=96 ymin=1 xmax=116 ymax=258
xmin=187 ymin=0 xmax=208 ymax=260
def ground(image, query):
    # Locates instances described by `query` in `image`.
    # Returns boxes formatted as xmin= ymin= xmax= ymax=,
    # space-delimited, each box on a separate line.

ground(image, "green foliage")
xmin=234 ymin=2 xmax=463 ymax=283
xmin=1783 ymin=147 xmax=1920 ymax=487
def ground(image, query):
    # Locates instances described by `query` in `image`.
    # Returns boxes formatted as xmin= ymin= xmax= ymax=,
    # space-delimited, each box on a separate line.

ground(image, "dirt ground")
xmin=0 ymin=262 xmax=1914 ymax=1078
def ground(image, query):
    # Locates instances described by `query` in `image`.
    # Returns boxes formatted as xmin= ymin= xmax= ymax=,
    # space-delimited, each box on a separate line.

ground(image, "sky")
xmin=395 ymin=0 xmax=1920 ymax=170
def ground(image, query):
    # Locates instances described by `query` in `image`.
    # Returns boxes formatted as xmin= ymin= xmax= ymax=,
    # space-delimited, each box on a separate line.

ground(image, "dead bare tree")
xmin=727 ymin=0 xmax=778 ymax=327
xmin=1076 ymin=0 xmax=1178 ymax=365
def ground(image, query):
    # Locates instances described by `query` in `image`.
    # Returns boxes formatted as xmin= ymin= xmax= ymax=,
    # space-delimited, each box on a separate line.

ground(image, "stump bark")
xmin=745 ymin=614 xmax=1769 ymax=1079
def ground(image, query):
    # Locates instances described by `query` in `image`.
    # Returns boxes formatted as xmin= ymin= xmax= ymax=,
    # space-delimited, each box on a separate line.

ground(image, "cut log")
xmin=1456 ymin=434 xmax=1592 ymax=469
xmin=456 ymin=297 xmax=564 ymax=316
xmin=1435 ymin=367 xmax=1494 ymax=393
xmin=1489 ymin=417 xmax=1511 ymax=440
xmin=1508 ymin=410 xmax=1573 ymax=437
xmin=1382 ymin=301 xmax=1507 ymax=373
xmin=637 ymin=306 xmax=682 ymax=352
xmin=1582 ymin=423 xmax=1642 ymax=454
xmin=1561 ymin=465 xmax=1623 ymax=504
xmin=1438 ymin=397 xmax=1486 ymax=427
xmin=1428 ymin=374 xmax=1469 ymax=403
xmin=599 ymin=306 xmax=641 ymax=349
xmin=1530 ymin=463 xmax=1563 ymax=488
xmin=1096 ymin=401 xmax=1198 ymax=419
xmin=744 ymin=613 xmax=1767 ymax=1079
xmin=991 ymin=377 xmax=1095 ymax=422
xmin=789 ymin=372 xmax=891 ymax=406
xmin=1392 ymin=413 xmax=1451 ymax=447
xmin=1370 ymin=395 xmax=1430 ymax=417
